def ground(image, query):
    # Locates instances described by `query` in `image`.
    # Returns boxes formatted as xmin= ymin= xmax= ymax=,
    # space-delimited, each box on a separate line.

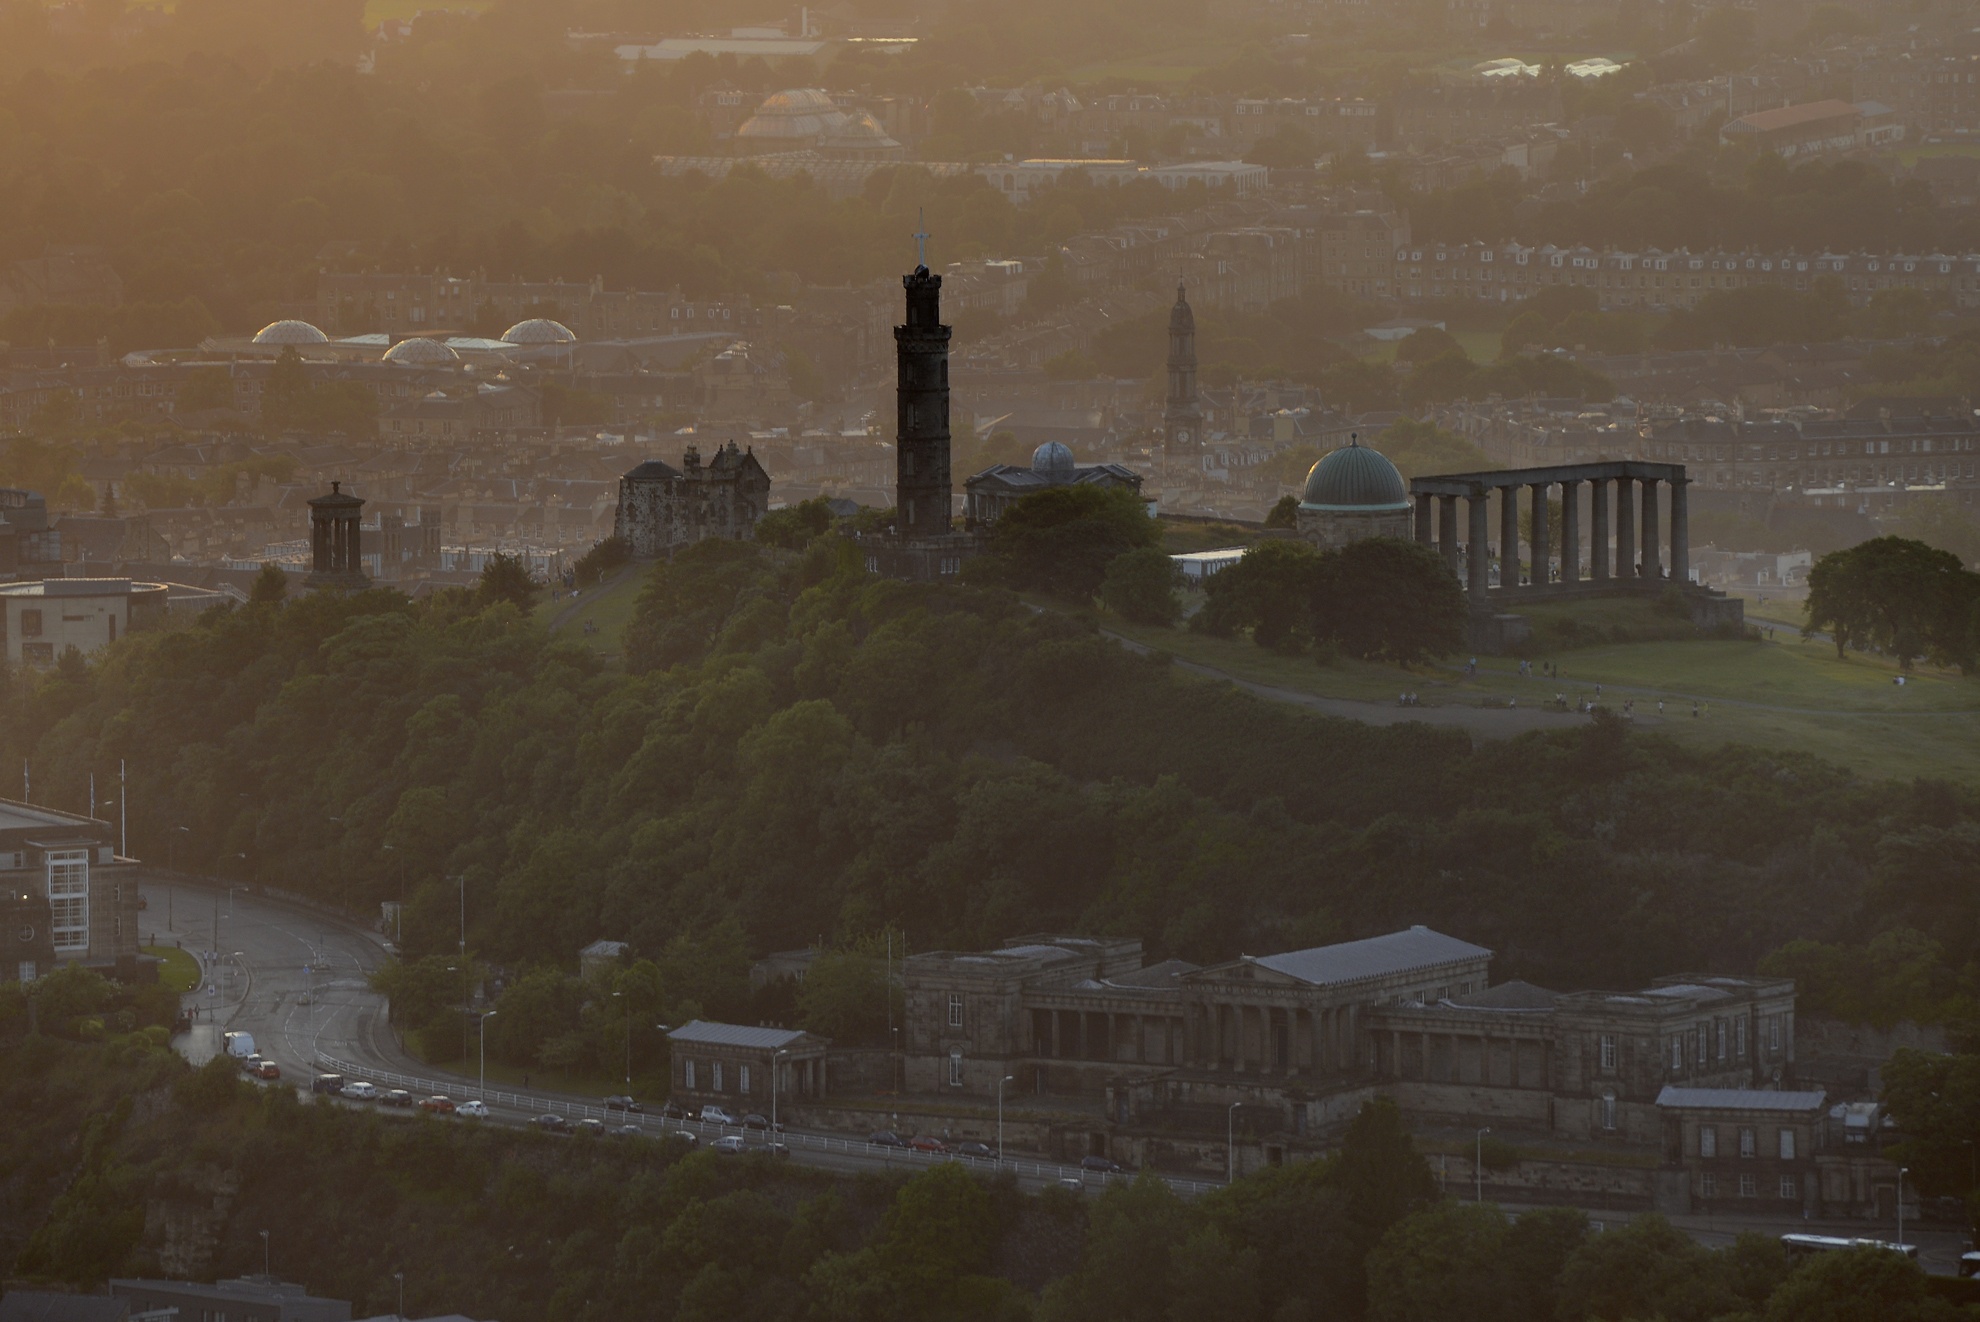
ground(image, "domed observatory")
xmin=1295 ymin=435 xmax=1413 ymax=548
xmin=252 ymin=320 xmax=331 ymax=346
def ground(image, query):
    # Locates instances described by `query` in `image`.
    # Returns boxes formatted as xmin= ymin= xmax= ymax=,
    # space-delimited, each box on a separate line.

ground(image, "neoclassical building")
xmin=963 ymin=440 xmax=1144 ymax=528
xmin=901 ymin=927 xmax=1796 ymax=1146
xmin=613 ymin=441 xmax=771 ymax=557
xmin=1293 ymin=435 xmax=1414 ymax=548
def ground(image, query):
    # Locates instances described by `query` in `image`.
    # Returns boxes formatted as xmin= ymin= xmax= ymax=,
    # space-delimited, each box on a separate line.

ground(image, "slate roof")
xmin=1655 ymin=1087 xmax=1827 ymax=1111
xmin=667 ymin=1019 xmax=814 ymax=1050
xmin=1450 ymin=979 xmax=1559 ymax=1010
xmin=1246 ymin=927 xmax=1492 ymax=987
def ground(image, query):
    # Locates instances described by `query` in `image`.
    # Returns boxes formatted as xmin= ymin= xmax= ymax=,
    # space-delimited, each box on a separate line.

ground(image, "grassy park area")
xmin=532 ymin=563 xmax=643 ymax=660
xmin=1106 ymin=596 xmax=1980 ymax=784
xmin=143 ymin=945 xmax=201 ymax=993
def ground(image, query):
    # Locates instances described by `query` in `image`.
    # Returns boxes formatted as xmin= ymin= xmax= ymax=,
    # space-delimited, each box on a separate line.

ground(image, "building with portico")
xmin=666 ymin=1020 xmax=828 ymax=1113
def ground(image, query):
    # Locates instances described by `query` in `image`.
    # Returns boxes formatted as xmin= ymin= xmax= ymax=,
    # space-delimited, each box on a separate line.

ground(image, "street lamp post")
xmin=1228 ymin=1101 xmax=1242 ymax=1183
xmin=479 ymin=1011 xmax=496 ymax=1100
xmin=259 ymin=1229 xmax=270 ymax=1279
xmin=1899 ymin=1166 xmax=1909 ymax=1248
xmin=1475 ymin=1127 xmax=1492 ymax=1203
xmin=998 ymin=1074 xmax=1016 ymax=1163
xmin=772 ymin=1047 xmax=791 ymax=1137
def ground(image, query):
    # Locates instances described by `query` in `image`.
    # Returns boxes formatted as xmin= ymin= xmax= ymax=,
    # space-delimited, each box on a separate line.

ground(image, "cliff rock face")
xmin=141 ymin=1163 xmax=238 ymax=1280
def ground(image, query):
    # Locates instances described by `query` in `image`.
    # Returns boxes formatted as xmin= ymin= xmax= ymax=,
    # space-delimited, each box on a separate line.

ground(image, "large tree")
xmin=1805 ymin=536 xmax=1977 ymax=670
xmin=1318 ymin=537 xmax=1467 ymax=665
xmin=970 ymin=484 xmax=1159 ymax=602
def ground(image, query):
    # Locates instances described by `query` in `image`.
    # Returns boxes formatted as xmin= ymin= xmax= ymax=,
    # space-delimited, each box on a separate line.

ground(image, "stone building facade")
xmin=962 ymin=441 xmax=1143 ymax=528
xmin=613 ymin=442 xmax=772 ymax=558
xmin=666 ymin=1020 xmax=827 ymax=1111
xmin=0 ymin=799 xmax=139 ymax=982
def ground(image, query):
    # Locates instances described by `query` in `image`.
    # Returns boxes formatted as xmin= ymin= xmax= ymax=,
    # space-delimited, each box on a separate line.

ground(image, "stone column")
xmin=1615 ymin=476 xmax=1635 ymax=578
xmin=1560 ymin=478 xmax=1580 ymax=587
xmin=1467 ymin=490 xmax=1491 ymax=603
xmin=1414 ymin=492 xmax=1434 ymax=545
xmin=1671 ymin=476 xmax=1690 ymax=585
xmin=1641 ymin=476 xmax=1662 ymax=580
xmin=1438 ymin=496 xmax=1460 ymax=575
xmin=1591 ymin=478 xmax=1610 ymax=581
xmin=1529 ymin=484 xmax=1551 ymax=586
xmin=1499 ymin=484 xmax=1520 ymax=589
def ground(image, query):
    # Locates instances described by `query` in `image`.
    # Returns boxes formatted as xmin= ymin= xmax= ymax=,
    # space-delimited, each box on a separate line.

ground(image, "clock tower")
xmin=1163 ymin=282 xmax=1202 ymax=465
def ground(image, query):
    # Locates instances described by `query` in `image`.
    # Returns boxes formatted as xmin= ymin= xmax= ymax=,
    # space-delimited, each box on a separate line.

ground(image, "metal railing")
xmin=311 ymin=1053 xmax=1221 ymax=1197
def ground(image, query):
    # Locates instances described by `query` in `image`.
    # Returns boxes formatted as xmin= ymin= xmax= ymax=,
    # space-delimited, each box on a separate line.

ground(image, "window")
xmin=1739 ymin=1127 xmax=1756 ymax=1158
xmin=684 ymin=1059 xmax=696 ymax=1090
xmin=949 ymin=993 xmax=964 ymax=1029
xmin=1778 ymin=1128 xmax=1795 ymax=1160
xmin=1670 ymin=1038 xmax=1684 ymax=1071
xmin=19 ymin=608 xmax=41 ymax=637
xmin=712 ymin=1062 xmax=724 ymax=1092
xmin=948 ymin=1049 xmax=963 ymax=1087
xmin=1736 ymin=1017 xmax=1747 ymax=1059
xmin=46 ymin=850 xmax=89 ymax=954
xmin=1740 ymin=1174 xmax=1757 ymax=1198
xmin=1780 ymin=1176 xmax=1798 ymax=1200
xmin=1601 ymin=1094 xmax=1617 ymax=1130
xmin=1716 ymin=1020 xmax=1726 ymax=1061
xmin=1767 ymin=1018 xmax=1780 ymax=1052
xmin=1700 ymin=1125 xmax=1717 ymax=1158
xmin=1701 ymin=1172 xmax=1717 ymax=1197
xmin=739 ymin=1064 xmax=751 ymax=1095
xmin=16 ymin=961 xmax=33 ymax=982
xmin=1599 ymin=1034 xmax=1617 ymax=1072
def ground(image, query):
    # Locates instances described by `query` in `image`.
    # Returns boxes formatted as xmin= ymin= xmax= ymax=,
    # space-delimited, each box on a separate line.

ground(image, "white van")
xmin=223 ymin=1031 xmax=257 ymax=1059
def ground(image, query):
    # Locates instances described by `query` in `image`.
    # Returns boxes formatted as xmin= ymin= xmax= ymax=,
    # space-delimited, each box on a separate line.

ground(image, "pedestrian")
xmin=1692 ymin=701 xmax=1699 ymax=718
xmin=1658 ymin=700 xmax=1664 ymax=716
xmin=1595 ymin=683 xmax=1601 ymax=699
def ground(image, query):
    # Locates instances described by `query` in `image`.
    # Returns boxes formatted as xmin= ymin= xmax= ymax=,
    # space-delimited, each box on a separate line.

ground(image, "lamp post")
xmin=1475 ymin=1127 xmax=1492 ymax=1203
xmin=478 ymin=1010 xmax=496 ymax=1100
xmin=259 ymin=1229 xmax=270 ymax=1280
xmin=1899 ymin=1166 xmax=1909 ymax=1249
xmin=394 ymin=1271 xmax=404 ymax=1322
xmin=772 ymin=1047 xmax=791 ymax=1138
xmin=1228 ymin=1101 xmax=1242 ymax=1183
xmin=998 ymin=1074 xmax=1016 ymax=1163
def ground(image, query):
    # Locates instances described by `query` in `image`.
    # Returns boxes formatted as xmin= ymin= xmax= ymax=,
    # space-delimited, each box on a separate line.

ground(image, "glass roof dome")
xmin=382 ymin=337 xmax=461 ymax=365
xmin=1032 ymin=440 xmax=1075 ymax=480
xmin=1299 ymin=437 xmax=1410 ymax=511
xmin=252 ymin=319 xmax=330 ymax=345
xmin=500 ymin=318 xmax=578 ymax=345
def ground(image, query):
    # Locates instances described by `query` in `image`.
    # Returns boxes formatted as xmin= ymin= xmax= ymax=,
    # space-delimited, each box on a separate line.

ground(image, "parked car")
xmin=739 ymin=1113 xmax=781 ymax=1132
xmin=909 ymin=1135 xmax=948 ymax=1153
xmin=252 ymin=1061 xmax=282 ymax=1081
xmin=1056 ymin=1177 xmax=1085 ymax=1194
xmin=311 ymin=1073 xmax=345 ymax=1095
xmin=1079 ymin=1155 xmax=1124 ymax=1174
xmin=711 ymin=1135 xmax=748 ymax=1154
xmin=240 ymin=1053 xmax=267 ymax=1073
xmin=381 ymin=1089 xmax=415 ymax=1108
xmin=667 ymin=1130 xmax=698 ymax=1146
xmin=531 ymin=1114 xmax=570 ymax=1133
xmin=418 ymin=1096 xmax=456 ymax=1114
xmin=699 ymin=1105 xmax=737 ymax=1125
xmin=609 ymin=1124 xmax=644 ymax=1139
xmin=573 ymin=1118 xmax=606 ymax=1137
xmin=868 ymin=1130 xmax=907 ymax=1148
xmin=341 ymin=1080 xmax=379 ymax=1101
xmin=604 ymin=1095 xmax=643 ymax=1113
xmin=456 ymin=1100 xmax=490 ymax=1119
xmin=659 ymin=1101 xmax=689 ymax=1121
xmin=954 ymin=1141 xmax=993 ymax=1159
xmin=763 ymin=1141 xmax=791 ymax=1158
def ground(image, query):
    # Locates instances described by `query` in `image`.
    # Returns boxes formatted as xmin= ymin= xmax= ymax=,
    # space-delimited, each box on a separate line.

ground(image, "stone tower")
xmin=894 ymin=262 xmax=952 ymax=539
xmin=306 ymin=482 xmax=369 ymax=589
xmin=1164 ymin=282 xmax=1202 ymax=464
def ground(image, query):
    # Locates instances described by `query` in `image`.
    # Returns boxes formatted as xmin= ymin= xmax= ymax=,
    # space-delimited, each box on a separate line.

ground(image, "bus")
xmin=1780 ymin=1233 xmax=1918 ymax=1262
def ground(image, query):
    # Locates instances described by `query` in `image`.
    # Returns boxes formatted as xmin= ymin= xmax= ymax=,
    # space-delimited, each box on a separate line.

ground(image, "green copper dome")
xmin=1299 ymin=437 xmax=1410 ymax=512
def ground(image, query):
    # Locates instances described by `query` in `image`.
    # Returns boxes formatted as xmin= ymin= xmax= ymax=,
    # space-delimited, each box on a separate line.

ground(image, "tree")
xmin=1264 ymin=494 xmax=1298 ymax=529
xmin=1896 ymin=494 xmax=1980 ymax=570
xmin=795 ymin=935 xmax=899 ymax=1045
xmin=1100 ymin=546 xmax=1182 ymax=626
xmin=1318 ymin=538 xmax=1467 ymax=665
xmin=1805 ymin=536 xmax=1977 ymax=669
xmin=969 ymin=485 xmax=1159 ymax=602
xmin=476 ymin=553 xmax=538 ymax=612
xmin=756 ymin=498 xmax=835 ymax=550
xmin=250 ymin=563 xmax=288 ymax=604
xmin=571 ymin=535 xmax=631 ymax=587
xmin=1396 ymin=326 xmax=1466 ymax=364
xmin=1555 ymin=1213 xmax=1734 ymax=1322
xmin=1366 ymin=1201 xmax=1511 ymax=1322
xmin=1192 ymin=539 xmax=1321 ymax=650
xmin=1762 ymin=1245 xmax=1959 ymax=1322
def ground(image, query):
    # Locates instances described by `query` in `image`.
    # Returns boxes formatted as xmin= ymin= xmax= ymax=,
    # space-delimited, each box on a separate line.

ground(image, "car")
xmin=341 ymin=1080 xmax=379 ymax=1101
xmin=573 ymin=1118 xmax=607 ymax=1137
xmin=763 ymin=1141 xmax=791 ymax=1158
xmin=868 ymin=1130 xmax=907 ymax=1148
xmin=311 ymin=1073 xmax=346 ymax=1095
xmin=240 ymin=1053 xmax=266 ymax=1072
xmin=253 ymin=1061 xmax=282 ymax=1081
xmin=659 ymin=1101 xmax=689 ymax=1121
xmin=739 ymin=1113 xmax=782 ymax=1132
xmin=604 ymin=1095 xmax=643 ymax=1113
xmin=381 ymin=1089 xmax=415 ymax=1108
xmin=666 ymin=1130 xmax=698 ymax=1146
xmin=954 ymin=1141 xmax=993 ymax=1159
xmin=418 ymin=1096 xmax=456 ymax=1114
xmin=699 ymin=1105 xmax=737 ymax=1125
xmin=1056 ymin=1177 xmax=1085 ymax=1194
xmin=909 ymin=1135 xmax=948 ymax=1153
xmin=456 ymin=1100 xmax=490 ymax=1119
xmin=609 ymin=1124 xmax=644 ymax=1139
xmin=1079 ymin=1155 xmax=1124 ymax=1174
xmin=711 ymin=1135 xmax=748 ymax=1154
xmin=531 ymin=1114 xmax=570 ymax=1133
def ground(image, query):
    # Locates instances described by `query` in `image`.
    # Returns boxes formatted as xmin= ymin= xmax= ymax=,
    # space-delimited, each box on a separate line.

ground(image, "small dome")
xmin=1299 ymin=438 xmax=1409 ymax=511
xmin=738 ymin=87 xmax=849 ymax=144
xmin=501 ymin=318 xmax=578 ymax=345
xmin=253 ymin=319 xmax=330 ymax=345
xmin=1032 ymin=441 xmax=1075 ymax=479
xmin=382 ymin=337 xmax=461 ymax=365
